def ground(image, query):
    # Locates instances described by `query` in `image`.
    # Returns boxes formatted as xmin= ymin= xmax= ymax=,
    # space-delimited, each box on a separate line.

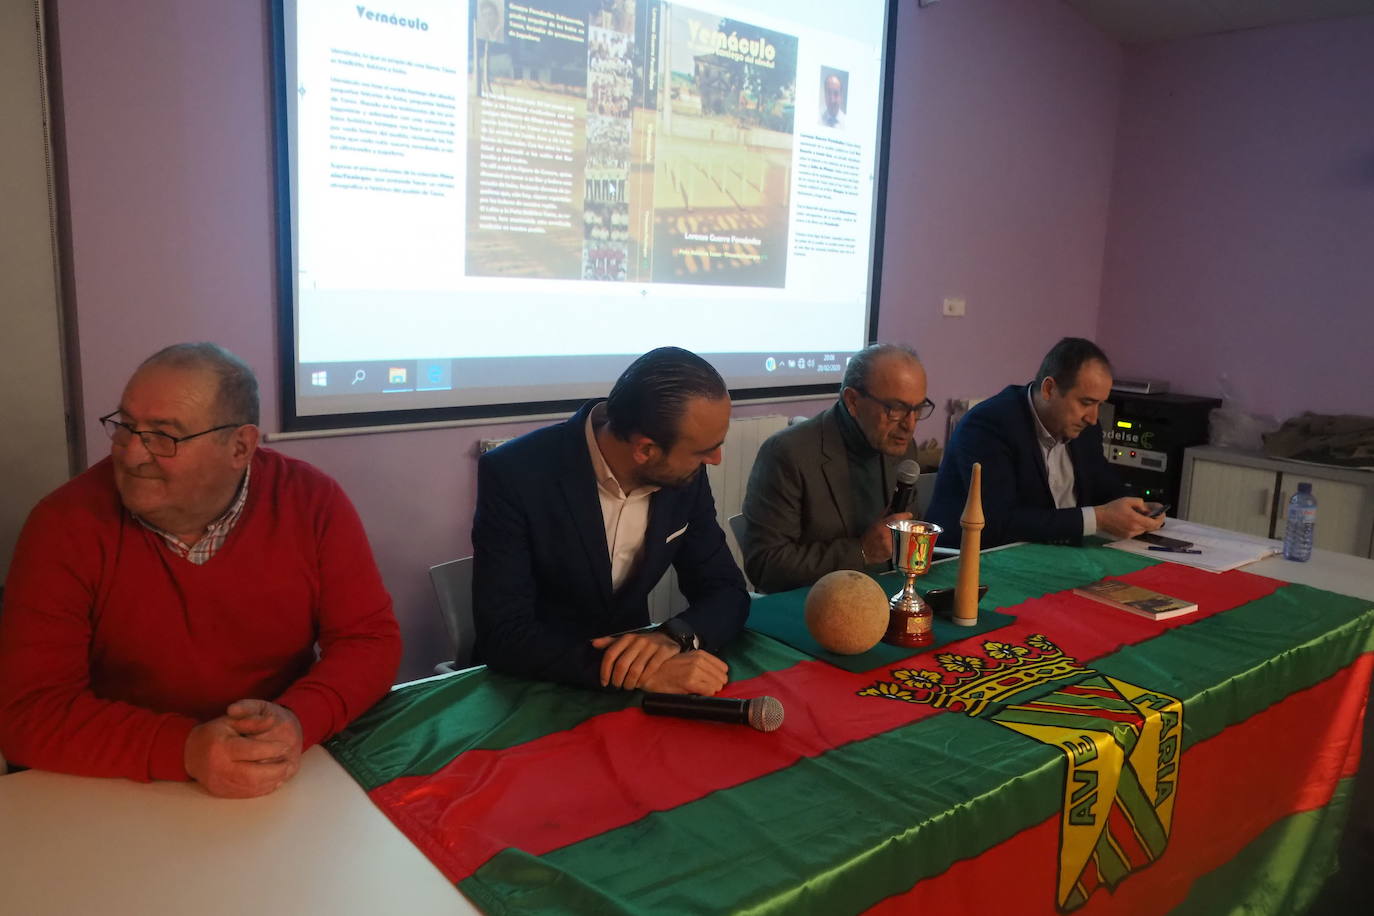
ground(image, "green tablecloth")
xmin=328 ymin=544 xmax=1374 ymax=915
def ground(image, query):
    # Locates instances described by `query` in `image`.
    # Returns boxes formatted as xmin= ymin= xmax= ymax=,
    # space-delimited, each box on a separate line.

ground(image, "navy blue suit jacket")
xmin=926 ymin=384 xmax=1129 ymax=548
xmin=472 ymin=401 xmax=749 ymax=688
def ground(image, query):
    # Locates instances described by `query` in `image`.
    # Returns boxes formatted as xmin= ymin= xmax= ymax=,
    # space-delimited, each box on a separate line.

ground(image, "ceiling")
xmin=1062 ymin=0 xmax=1374 ymax=45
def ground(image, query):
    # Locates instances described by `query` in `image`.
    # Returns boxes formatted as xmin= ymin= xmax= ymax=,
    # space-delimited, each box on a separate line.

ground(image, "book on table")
xmin=1073 ymin=578 xmax=1198 ymax=620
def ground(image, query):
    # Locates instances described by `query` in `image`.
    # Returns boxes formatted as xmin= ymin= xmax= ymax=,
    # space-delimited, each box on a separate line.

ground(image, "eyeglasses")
xmin=852 ymin=388 xmax=936 ymax=423
xmin=99 ymin=412 xmax=239 ymax=458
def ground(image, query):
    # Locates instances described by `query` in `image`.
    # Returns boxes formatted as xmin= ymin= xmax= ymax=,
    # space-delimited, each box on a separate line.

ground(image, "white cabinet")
xmin=1185 ymin=459 xmax=1275 ymax=538
xmin=1180 ymin=447 xmax=1374 ymax=558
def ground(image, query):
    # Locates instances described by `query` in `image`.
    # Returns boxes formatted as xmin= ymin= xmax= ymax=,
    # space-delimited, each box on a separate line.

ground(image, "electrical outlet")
xmin=942 ymin=297 xmax=966 ymax=317
xmin=477 ymin=438 xmax=512 ymax=455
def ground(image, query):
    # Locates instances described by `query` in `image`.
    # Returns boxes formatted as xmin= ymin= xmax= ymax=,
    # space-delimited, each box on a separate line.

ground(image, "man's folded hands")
xmin=184 ymin=699 xmax=303 ymax=798
xmin=591 ymin=631 xmax=729 ymax=695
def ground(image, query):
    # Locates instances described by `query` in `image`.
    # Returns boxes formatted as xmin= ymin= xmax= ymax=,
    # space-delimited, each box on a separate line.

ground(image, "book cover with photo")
xmin=462 ymin=1 xmax=798 ymax=287
xmin=1073 ymin=579 xmax=1198 ymax=621
xmin=650 ymin=5 xmax=797 ymax=287
xmin=464 ymin=0 xmax=651 ymax=280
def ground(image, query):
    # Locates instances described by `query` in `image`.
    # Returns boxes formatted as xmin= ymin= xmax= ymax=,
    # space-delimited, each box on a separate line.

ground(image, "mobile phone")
xmin=1137 ymin=531 xmax=1193 ymax=550
xmin=1147 ymin=503 xmax=1171 ymax=519
xmin=923 ymin=585 xmax=989 ymax=618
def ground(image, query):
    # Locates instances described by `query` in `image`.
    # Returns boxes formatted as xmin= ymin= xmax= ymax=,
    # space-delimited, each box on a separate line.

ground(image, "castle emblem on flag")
xmin=860 ymin=635 xmax=1184 ymax=912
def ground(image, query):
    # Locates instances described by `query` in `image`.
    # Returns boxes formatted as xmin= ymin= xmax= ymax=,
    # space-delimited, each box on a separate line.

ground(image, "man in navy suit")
xmin=472 ymin=347 xmax=748 ymax=694
xmin=927 ymin=338 xmax=1165 ymax=548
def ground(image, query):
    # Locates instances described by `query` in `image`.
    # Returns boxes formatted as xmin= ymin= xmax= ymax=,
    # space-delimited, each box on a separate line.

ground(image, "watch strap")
xmin=661 ymin=617 xmax=699 ymax=652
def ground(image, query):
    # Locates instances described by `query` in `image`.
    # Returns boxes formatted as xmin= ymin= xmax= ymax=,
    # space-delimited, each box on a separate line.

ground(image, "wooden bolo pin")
xmin=953 ymin=462 xmax=984 ymax=626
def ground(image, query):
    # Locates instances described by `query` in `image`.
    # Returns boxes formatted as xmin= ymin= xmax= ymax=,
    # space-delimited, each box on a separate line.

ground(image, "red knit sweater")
xmin=0 ymin=448 xmax=401 ymax=781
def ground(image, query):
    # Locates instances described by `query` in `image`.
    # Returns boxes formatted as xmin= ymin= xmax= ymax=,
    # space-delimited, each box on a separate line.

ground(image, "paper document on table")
xmin=1106 ymin=518 xmax=1280 ymax=573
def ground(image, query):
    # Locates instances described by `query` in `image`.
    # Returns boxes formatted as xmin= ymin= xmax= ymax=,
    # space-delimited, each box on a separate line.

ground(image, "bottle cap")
xmin=1297 ymin=482 xmax=1312 ymax=493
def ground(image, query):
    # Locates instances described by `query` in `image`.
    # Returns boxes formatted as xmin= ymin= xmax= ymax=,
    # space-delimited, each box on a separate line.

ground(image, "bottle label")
xmin=1290 ymin=508 xmax=1316 ymax=524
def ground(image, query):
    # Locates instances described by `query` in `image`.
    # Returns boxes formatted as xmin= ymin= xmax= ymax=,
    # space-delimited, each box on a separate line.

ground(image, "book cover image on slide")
xmin=651 ymin=5 xmax=797 ymax=287
xmin=1072 ymin=579 xmax=1199 ymax=621
xmin=465 ymin=0 xmax=637 ymax=280
xmin=463 ymin=0 xmax=797 ymax=287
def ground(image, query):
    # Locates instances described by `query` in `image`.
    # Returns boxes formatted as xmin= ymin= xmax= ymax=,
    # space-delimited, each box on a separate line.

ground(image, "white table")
xmin=1246 ymin=547 xmax=1374 ymax=602
xmin=3 ymin=548 xmax=1370 ymax=916
xmin=0 ymin=747 xmax=473 ymax=916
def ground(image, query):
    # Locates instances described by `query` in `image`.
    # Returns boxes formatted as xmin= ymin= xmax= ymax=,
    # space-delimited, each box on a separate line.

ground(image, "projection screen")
xmin=273 ymin=0 xmax=900 ymax=430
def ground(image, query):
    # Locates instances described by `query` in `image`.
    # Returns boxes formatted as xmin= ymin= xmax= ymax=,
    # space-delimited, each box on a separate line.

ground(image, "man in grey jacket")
xmin=740 ymin=344 xmax=930 ymax=593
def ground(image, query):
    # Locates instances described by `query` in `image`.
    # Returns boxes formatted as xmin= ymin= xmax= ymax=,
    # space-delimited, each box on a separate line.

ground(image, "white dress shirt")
xmin=1027 ymin=386 xmax=1097 ymax=538
xmin=584 ymin=404 xmax=660 ymax=593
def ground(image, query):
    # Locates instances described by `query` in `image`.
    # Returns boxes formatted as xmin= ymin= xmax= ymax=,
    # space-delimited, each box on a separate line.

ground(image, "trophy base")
xmin=883 ymin=612 xmax=933 ymax=648
xmin=888 ymin=584 xmax=934 ymax=648
xmin=883 ymin=632 xmax=934 ymax=648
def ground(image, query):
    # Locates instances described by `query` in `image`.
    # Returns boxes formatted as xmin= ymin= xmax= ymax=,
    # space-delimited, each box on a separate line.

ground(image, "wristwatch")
xmin=660 ymin=617 xmax=700 ymax=653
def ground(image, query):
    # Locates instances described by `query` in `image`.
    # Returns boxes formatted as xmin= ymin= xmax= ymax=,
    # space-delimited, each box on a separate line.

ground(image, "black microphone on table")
xmin=886 ymin=459 xmax=921 ymax=515
xmin=641 ymin=692 xmax=785 ymax=732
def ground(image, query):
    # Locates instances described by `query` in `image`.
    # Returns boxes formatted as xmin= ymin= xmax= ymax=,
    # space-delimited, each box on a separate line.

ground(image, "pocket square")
xmin=665 ymin=524 xmax=689 ymax=543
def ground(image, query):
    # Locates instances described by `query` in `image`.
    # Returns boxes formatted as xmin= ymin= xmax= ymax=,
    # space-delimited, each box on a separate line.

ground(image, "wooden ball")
xmin=805 ymin=570 xmax=889 ymax=654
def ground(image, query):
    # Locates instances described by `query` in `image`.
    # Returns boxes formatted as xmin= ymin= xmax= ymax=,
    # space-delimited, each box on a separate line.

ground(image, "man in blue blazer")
xmin=473 ymin=347 xmax=748 ymax=694
xmin=927 ymin=338 xmax=1164 ymax=549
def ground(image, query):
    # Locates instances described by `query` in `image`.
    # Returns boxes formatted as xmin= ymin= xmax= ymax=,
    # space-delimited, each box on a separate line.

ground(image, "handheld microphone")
xmin=641 ymin=693 xmax=784 ymax=732
xmin=886 ymin=460 xmax=921 ymax=515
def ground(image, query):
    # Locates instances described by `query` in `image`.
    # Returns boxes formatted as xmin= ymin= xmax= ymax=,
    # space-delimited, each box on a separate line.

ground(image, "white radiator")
xmin=648 ymin=413 xmax=789 ymax=618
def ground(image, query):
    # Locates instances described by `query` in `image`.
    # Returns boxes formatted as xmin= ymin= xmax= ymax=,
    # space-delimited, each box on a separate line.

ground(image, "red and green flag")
xmin=328 ymin=544 xmax=1373 ymax=914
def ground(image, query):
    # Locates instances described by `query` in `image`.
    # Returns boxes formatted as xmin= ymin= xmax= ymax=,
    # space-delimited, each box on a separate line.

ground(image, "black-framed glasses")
xmin=852 ymin=388 xmax=936 ymax=423
xmin=99 ymin=412 xmax=239 ymax=458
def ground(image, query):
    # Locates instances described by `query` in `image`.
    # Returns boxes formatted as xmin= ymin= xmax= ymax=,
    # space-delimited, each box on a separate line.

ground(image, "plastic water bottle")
xmin=1282 ymin=483 xmax=1317 ymax=562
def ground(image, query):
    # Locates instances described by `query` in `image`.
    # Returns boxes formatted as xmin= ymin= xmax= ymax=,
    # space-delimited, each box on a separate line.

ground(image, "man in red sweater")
xmin=0 ymin=344 xmax=401 ymax=797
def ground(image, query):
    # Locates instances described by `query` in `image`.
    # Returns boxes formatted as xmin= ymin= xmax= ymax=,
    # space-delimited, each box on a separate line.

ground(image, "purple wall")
xmin=880 ymin=0 xmax=1123 ymax=404
xmin=51 ymin=0 xmax=1122 ymax=679
xmin=1098 ymin=16 xmax=1374 ymax=420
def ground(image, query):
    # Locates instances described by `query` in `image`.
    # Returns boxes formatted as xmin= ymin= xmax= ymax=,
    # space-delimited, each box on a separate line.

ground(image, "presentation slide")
xmin=278 ymin=0 xmax=896 ymax=424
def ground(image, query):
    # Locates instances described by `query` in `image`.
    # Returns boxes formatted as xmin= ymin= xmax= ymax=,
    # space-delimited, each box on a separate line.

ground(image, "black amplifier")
xmin=1101 ymin=391 xmax=1222 ymax=507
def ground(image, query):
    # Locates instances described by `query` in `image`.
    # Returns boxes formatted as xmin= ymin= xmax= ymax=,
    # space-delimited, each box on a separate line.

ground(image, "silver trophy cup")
xmin=885 ymin=520 xmax=943 ymax=646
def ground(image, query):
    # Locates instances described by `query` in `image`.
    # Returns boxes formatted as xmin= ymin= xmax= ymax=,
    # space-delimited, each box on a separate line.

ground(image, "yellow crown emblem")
xmin=858 ymin=634 xmax=1093 ymax=718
